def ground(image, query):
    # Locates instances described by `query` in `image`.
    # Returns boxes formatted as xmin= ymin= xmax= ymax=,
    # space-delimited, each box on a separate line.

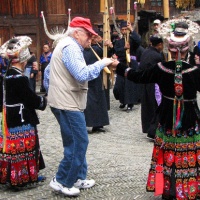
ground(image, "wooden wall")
xmin=0 ymin=0 xmax=40 ymax=58
xmin=0 ymin=0 xmax=181 ymax=60
xmin=0 ymin=0 xmax=103 ymax=59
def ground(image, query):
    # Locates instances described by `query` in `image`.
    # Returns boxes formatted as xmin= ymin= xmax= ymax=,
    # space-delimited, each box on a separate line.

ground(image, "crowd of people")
xmin=0 ymin=13 xmax=200 ymax=200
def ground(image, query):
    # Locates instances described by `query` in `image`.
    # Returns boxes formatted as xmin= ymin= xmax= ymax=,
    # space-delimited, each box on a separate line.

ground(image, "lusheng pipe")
xmin=126 ymin=0 xmax=131 ymax=63
xmin=132 ymin=2 xmax=138 ymax=32
xmin=89 ymin=45 xmax=111 ymax=74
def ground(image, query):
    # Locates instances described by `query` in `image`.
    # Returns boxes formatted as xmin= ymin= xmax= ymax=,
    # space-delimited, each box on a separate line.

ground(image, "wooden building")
xmin=0 ymin=0 xmax=199 ymax=59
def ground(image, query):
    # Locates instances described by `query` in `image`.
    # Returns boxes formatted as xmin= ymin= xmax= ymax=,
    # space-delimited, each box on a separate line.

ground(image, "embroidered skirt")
xmin=146 ymin=123 xmax=200 ymax=200
xmin=0 ymin=124 xmax=44 ymax=186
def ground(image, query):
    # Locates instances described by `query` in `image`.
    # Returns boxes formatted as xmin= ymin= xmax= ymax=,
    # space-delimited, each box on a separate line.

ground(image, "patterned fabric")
xmin=147 ymin=123 xmax=200 ymax=199
xmin=0 ymin=67 xmax=46 ymax=186
xmin=173 ymin=61 xmax=184 ymax=131
xmin=157 ymin=62 xmax=198 ymax=74
xmin=0 ymin=124 xmax=39 ymax=186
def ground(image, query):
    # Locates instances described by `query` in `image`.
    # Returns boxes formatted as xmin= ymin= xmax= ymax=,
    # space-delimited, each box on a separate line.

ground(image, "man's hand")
xmin=102 ymin=57 xmax=114 ymax=66
xmin=104 ymin=39 xmax=113 ymax=48
xmin=124 ymin=43 xmax=130 ymax=50
xmin=127 ymin=21 xmax=133 ymax=32
xmin=112 ymin=54 xmax=118 ymax=60
xmin=109 ymin=59 xmax=119 ymax=69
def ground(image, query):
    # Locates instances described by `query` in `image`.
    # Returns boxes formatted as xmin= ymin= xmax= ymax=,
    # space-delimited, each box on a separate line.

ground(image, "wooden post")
xmin=163 ymin=0 xmax=169 ymax=19
xmin=127 ymin=0 xmax=131 ymax=23
xmin=102 ymin=0 xmax=111 ymax=110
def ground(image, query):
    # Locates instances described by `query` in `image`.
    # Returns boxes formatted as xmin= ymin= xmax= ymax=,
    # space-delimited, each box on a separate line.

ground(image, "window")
xmin=150 ymin=0 xmax=162 ymax=7
xmin=169 ymin=0 xmax=175 ymax=6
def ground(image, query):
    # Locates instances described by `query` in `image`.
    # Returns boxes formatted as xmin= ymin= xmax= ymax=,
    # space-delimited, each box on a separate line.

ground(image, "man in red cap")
xmin=47 ymin=17 xmax=114 ymax=197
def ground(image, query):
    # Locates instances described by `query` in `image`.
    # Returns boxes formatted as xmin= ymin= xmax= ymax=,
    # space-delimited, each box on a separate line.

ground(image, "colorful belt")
xmin=163 ymin=95 xmax=196 ymax=102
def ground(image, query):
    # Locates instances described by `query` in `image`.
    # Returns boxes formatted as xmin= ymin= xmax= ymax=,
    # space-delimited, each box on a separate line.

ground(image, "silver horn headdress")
xmin=109 ymin=7 xmax=122 ymax=39
xmin=41 ymin=11 xmax=68 ymax=48
xmin=68 ymin=8 xmax=71 ymax=29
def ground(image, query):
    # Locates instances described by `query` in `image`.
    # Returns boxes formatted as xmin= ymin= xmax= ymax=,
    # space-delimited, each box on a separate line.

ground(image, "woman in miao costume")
xmin=113 ymin=18 xmax=200 ymax=200
xmin=0 ymin=36 xmax=47 ymax=187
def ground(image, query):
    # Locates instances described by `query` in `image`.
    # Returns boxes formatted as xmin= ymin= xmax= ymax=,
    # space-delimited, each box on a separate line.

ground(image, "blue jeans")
xmin=51 ymin=107 xmax=89 ymax=188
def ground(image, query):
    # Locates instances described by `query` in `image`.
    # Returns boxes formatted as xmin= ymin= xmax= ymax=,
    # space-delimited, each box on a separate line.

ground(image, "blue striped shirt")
xmin=44 ymin=63 xmax=50 ymax=92
xmin=44 ymin=37 xmax=109 ymax=91
xmin=62 ymin=37 xmax=107 ymax=83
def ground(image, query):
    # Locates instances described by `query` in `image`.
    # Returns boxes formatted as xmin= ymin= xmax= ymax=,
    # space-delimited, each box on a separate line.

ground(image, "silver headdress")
xmin=159 ymin=18 xmax=200 ymax=54
xmin=0 ymin=36 xmax=32 ymax=63
xmin=41 ymin=11 xmax=69 ymax=48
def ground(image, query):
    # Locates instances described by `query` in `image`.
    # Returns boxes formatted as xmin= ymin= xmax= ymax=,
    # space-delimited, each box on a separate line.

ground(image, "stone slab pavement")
xmin=1 ymin=88 xmax=200 ymax=200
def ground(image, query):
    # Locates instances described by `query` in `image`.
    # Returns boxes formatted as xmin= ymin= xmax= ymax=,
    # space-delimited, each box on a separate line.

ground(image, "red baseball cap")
xmin=70 ymin=17 xmax=98 ymax=36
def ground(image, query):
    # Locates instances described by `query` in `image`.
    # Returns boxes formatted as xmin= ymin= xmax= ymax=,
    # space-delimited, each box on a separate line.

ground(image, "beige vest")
xmin=48 ymin=37 xmax=88 ymax=111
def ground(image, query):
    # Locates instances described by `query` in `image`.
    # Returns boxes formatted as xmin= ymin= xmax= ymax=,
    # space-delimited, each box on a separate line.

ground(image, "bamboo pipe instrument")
xmin=96 ymin=42 xmax=103 ymax=49
xmin=126 ymin=0 xmax=131 ymax=63
xmin=89 ymin=45 xmax=111 ymax=74
xmin=125 ymin=36 xmax=131 ymax=63
xmin=102 ymin=0 xmax=111 ymax=88
xmin=108 ymin=4 xmax=119 ymax=86
xmin=132 ymin=2 xmax=138 ymax=33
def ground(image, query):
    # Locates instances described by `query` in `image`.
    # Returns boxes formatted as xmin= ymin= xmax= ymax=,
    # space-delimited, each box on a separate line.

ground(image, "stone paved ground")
xmin=0 ymin=87 xmax=167 ymax=200
xmin=1 ymin=13 xmax=200 ymax=199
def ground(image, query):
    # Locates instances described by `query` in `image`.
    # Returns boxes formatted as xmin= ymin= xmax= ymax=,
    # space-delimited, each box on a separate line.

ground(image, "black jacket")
xmin=0 ymin=68 xmax=47 ymax=128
